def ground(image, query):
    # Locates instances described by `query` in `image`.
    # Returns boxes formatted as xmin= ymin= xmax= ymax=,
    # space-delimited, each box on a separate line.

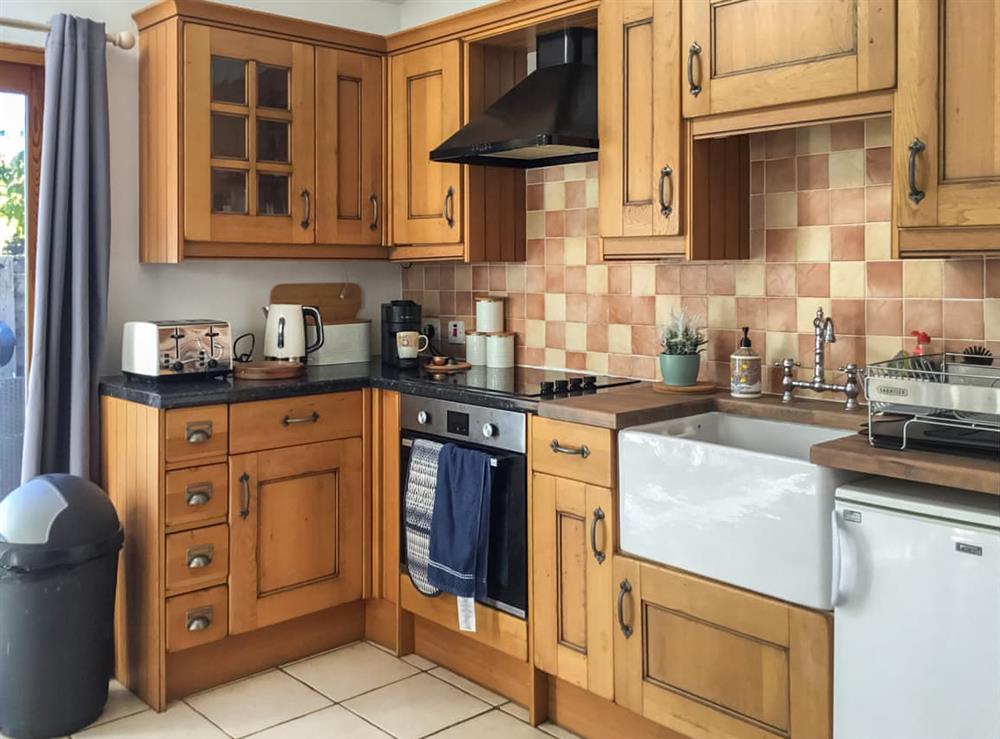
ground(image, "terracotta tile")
xmin=526 ymin=238 xmax=545 ymax=265
xmin=797 ymin=154 xmax=829 ymax=190
xmin=765 ymin=158 xmax=797 ymax=192
xmin=564 ymin=265 xmax=586 ymax=294
xmin=766 ymin=298 xmax=797 ymax=331
xmin=797 ymin=263 xmax=830 ymax=297
xmin=586 ymin=323 xmax=608 ymax=352
xmin=545 ymin=322 xmax=565 ymax=349
xmin=865 ymin=185 xmax=891 ymax=222
xmin=632 ymin=296 xmax=656 ymax=325
xmin=680 ymin=264 xmax=708 ymax=294
xmin=828 ymin=335 xmax=865 ymax=369
xmin=987 ymin=259 xmax=1000 ymax=298
xmin=829 ymin=188 xmax=865 ymax=224
xmin=544 ymin=211 xmax=564 ymax=237
xmin=521 ymin=347 xmax=544 ymax=365
xmin=942 ymin=301 xmax=984 ymax=340
xmin=764 ymin=129 xmax=796 ymax=159
xmin=455 ymin=291 xmax=472 ymax=316
xmin=587 ymin=294 xmax=609 ymax=323
xmin=565 ymin=351 xmax=587 ymax=370
xmin=681 ymin=296 xmax=708 ymax=323
xmin=489 ymin=266 xmax=506 ymax=291
xmin=765 ymin=229 xmax=797 ymax=262
xmin=526 ymin=169 xmax=544 ymax=185
xmin=865 ymin=147 xmax=891 ymax=185
xmin=544 ymin=166 xmax=564 ymax=182
xmin=750 ymin=161 xmax=765 ymax=194
xmin=525 ymin=266 xmax=544 ymax=293
xmin=608 ymin=353 xmax=633 ymax=377
xmin=796 ymin=333 xmax=815 ymax=363
xmin=402 ymin=266 xmax=422 ymax=290
xmin=586 ymin=161 xmax=598 ymax=178
xmin=423 ymin=266 xmax=440 ymax=290
xmin=903 ymin=299 xmax=943 ymax=337
xmin=867 ymin=261 xmax=902 ymax=298
xmin=708 ymin=329 xmax=739 ymax=361
xmin=656 ymin=264 xmax=680 ymax=294
xmin=586 ymin=236 xmax=601 ymax=263
xmin=472 ymin=266 xmax=488 ymax=291
xmin=508 ymin=318 xmax=525 ymax=341
xmin=866 ymin=299 xmax=902 ymax=336
xmin=544 ymin=266 xmax=564 ymax=293
xmin=736 ymin=297 xmax=766 ymax=328
xmin=750 ymin=194 xmax=766 ymax=230
xmin=505 ymin=293 xmax=525 ymax=320
xmin=566 ymin=293 xmax=588 ymax=320
xmin=750 ymin=134 xmax=765 ymax=161
xmin=830 ymin=120 xmax=865 ymax=151
xmin=632 ymin=355 xmax=658 ymax=381
xmin=766 ymin=264 xmax=797 ymax=296
xmin=831 ymin=299 xmax=866 ymax=335
xmin=609 ymin=295 xmax=632 ymax=324
xmin=797 ymin=190 xmax=829 ymax=226
xmin=831 ymin=225 xmax=865 ymax=261
xmin=439 ymin=291 xmax=455 ymax=315
xmin=564 ymin=209 xmax=587 ymax=237
xmin=586 ymin=209 xmax=600 ymax=237
xmin=564 ymin=180 xmax=586 ymax=209
xmin=440 ymin=264 xmax=456 ymax=290
xmin=544 ymin=238 xmax=564 ymax=265
xmin=632 ymin=325 xmax=659 ymax=355
xmin=526 ymin=184 xmax=544 ymax=211
xmin=942 ymin=259 xmax=984 ymax=299
xmin=707 ymin=264 xmax=735 ymax=295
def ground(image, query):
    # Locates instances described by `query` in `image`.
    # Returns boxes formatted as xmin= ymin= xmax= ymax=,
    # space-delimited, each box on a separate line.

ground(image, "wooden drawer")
xmin=165 ymin=523 xmax=229 ymax=594
xmin=531 ymin=417 xmax=614 ymax=488
xmin=165 ymin=405 xmax=228 ymax=464
xmin=165 ymin=585 xmax=228 ymax=652
xmin=229 ymin=391 xmax=364 ymax=454
xmin=165 ymin=463 xmax=228 ymax=529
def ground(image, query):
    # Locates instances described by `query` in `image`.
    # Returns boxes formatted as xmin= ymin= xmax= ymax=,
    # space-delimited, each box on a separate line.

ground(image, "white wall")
xmin=397 ymin=0 xmax=492 ymax=30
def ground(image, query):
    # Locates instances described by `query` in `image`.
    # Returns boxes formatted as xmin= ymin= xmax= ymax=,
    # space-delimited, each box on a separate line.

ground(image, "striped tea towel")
xmin=404 ymin=439 xmax=443 ymax=596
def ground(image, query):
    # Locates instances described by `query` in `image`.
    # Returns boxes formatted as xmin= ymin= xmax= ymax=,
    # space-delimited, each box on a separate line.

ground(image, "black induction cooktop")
xmin=420 ymin=365 xmax=639 ymax=399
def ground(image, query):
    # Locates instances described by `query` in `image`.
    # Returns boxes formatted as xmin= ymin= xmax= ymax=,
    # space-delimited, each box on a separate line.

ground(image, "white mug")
xmin=396 ymin=331 xmax=429 ymax=359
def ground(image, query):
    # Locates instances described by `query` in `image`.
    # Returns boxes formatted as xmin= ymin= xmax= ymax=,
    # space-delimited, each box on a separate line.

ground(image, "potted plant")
xmin=659 ymin=308 xmax=708 ymax=386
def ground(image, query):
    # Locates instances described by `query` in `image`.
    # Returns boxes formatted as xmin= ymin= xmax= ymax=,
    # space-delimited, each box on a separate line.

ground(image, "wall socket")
xmin=447 ymin=320 xmax=466 ymax=344
xmin=423 ymin=318 xmax=441 ymax=340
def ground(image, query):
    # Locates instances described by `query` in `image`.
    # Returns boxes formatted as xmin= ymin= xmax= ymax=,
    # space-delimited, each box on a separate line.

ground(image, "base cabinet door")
xmin=229 ymin=438 xmax=364 ymax=633
xmin=532 ymin=473 xmax=614 ymax=700
xmin=613 ymin=556 xmax=832 ymax=739
xmin=682 ymin=0 xmax=895 ymax=117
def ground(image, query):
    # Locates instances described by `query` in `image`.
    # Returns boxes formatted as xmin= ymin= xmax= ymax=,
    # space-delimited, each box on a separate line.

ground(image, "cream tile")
xmin=903 ymin=260 xmax=942 ymax=298
xmin=708 ymin=296 xmax=737 ymax=328
xmin=499 ymin=702 xmax=530 ymax=722
xmin=796 ymin=226 xmax=831 ymax=262
xmin=401 ymin=653 xmax=437 ymax=671
xmin=74 ymin=703 xmax=226 ymax=739
xmin=540 ymin=721 xmax=583 ymax=739
xmin=750 ymin=194 xmax=766 ymax=230
xmin=656 ymin=295 xmax=682 ymax=325
xmin=428 ymin=668 xmax=507 ymax=706
xmin=186 ymin=670 xmax=329 ymax=738
xmin=433 ymin=710 xmax=548 ymax=739
xmin=526 ymin=212 xmax=545 ymax=239
xmin=282 ymin=642 xmax=419 ymax=702
xmin=608 ymin=324 xmax=632 ymax=354
xmin=525 ymin=320 xmax=546 ymax=348
xmin=828 ymin=151 xmax=864 ymax=189
xmin=866 ymin=335 xmax=903 ymax=364
xmin=565 ymin=323 xmax=587 ymax=352
xmin=631 ymin=264 xmax=656 ymax=296
xmin=586 ymin=265 xmax=608 ymax=294
xmin=85 ymin=680 xmax=149 ymax=729
xmin=564 ymin=237 xmax=587 ymax=266
xmin=865 ymin=116 xmax=891 ymax=148
xmin=544 ymin=293 xmax=566 ymax=321
xmin=544 ymin=348 xmax=566 ymax=368
xmin=765 ymin=331 xmax=797 ymax=364
xmin=830 ymin=262 xmax=866 ymax=298
xmin=796 ymin=124 xmax=831 ymax=154
xmin=454 ymin=265 xmax=472 ymax=291
xmin=986 ymin=300 xmax=1000 ymax=341
xmin=248 ymin=706 xmax=390 ymax=739
xmin=563 ymin=163 xmax=587 ymax=181
xmin=506 ymin=264 xmax=526 ymax=292
xmin=586 ymin=352 xmax=609 ymax=374
xmin=543 ymin=182 xmax=565 ymax=210
xmin=765 ymin=192 xmax=797 ymax=228
xmin=734 ymin=264 xmax=765 ymax=296
xmin=865 ymin=222 xmax=892 ymax=261
xmin=585 ymin=178 xmax=598 ymax=208
xmin=797 ymin=299 xmax=832 ymax=332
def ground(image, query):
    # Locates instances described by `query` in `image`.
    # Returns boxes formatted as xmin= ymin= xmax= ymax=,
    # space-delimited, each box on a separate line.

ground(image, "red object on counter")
xmin=910 ymin=330 xmax=931 ymax=356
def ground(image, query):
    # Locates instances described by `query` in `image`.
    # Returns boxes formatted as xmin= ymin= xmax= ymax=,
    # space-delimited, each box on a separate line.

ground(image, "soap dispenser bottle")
xmin=730 ymin=327 xmax=762 ymax=398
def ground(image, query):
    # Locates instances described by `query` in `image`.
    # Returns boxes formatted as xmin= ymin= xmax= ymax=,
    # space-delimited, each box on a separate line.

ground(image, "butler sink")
xmin=618 ymin=412 xmax=858 ymax=609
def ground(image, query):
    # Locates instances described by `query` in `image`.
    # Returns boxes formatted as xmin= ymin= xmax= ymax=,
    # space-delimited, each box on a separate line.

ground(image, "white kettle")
xmin=262 ymin=304 xmax=324 ymax=361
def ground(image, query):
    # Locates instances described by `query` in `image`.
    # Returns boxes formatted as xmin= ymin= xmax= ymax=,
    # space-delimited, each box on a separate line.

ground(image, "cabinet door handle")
xmin=550 ymin=439 xmax=590 ymax=458
xmin=658 ymin=165 xmax=674 ymax=217
xmin=239 ymin=472 xmax=251 ymax=520
xmin=186 ymin=483 xmax=213 ymax=506
xmin=185 ymin=421 xmax=213 ymax=444
xmin=443 ymin=186 xmax=455 ymax=228
xmin=369 ymin=193 xmax=379 ymax=231
xmin=282 ymin=411 xmax=319 ymax=426
xmin=618 ymin=579 xmax=633 ymax=638
xmin=187 ymin=546 xmax=214 ymax=569
xmin=907 ymin=138 xmax=926 ymax=204
xmin=300 ymin=188 xmax=312 ymax=229
xmin=590 ymin=507 xmax=606 ymax=564
xmin=186 ymin=608 xmax=213 ymax=632
xmin=687 ymin=42 xmax=702 ymax=96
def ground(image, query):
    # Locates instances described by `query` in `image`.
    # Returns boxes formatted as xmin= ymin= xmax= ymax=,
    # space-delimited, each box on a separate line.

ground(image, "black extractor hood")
xmin=429 ymin=27 xmax=597 ymax=168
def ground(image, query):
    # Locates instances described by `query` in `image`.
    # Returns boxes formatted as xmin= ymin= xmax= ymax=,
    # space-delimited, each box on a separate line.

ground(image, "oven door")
xmin=400 ymin=432 xmax=528 ymax=619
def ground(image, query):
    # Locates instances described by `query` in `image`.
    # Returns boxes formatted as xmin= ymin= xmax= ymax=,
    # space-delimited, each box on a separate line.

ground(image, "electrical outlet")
xmin=423 ymin=318 xmax=441 ymax=340
xmin=447 ymin=320 xmax=466 ymax=344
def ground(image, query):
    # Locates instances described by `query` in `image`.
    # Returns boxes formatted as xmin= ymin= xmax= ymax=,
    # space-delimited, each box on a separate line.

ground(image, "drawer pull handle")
xmin=186 ymin=609 xmax=213 ymax=632
xmin=687 ymin=41 xmax=702 ymax=96
xmin=590 ymin=507 xmax=606 ymax=564
xmin=282 ymin=411 xmax=320 ymax=426
xmin=187 ymin=546 xmax=214 ymax=569
xmin=186 ymin=483 xmax=213 ymax=506
xmin=907 ymin=137 xmax=926 ymax=204
xmin=185 ymin=421 xmax=213 ymax=444
xmin=618 ymin=579 xmax=633 ymax=638
xmin=550 ymin=439 xmax=590 ymax=458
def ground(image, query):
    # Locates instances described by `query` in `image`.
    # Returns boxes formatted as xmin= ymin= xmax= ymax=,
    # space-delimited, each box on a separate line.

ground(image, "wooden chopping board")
xmin=269 ymin=283 xmax=361 ymax=323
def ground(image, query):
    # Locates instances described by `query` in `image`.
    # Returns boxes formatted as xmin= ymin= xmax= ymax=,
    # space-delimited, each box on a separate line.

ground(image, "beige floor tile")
xmin=343 ymin=674 xmax=490 ymax=739
xmin=73 ymin=703 xmax=226 ymax=739
xmin=87 ymin=680 xmax=150 ymax=728
xmin=283 ymin=642 xmax=420 ymax=701
xmin=247 ymin=706 xmax=390 ymax=739
xmin=401 ymin=653 xmax=438 ymax=671
xmin=540 ymin=721 xmax=582 ymax=739
xmin=499 ymin=703 xmax=530 ymax=722
xmin=428 ymin=667 xmax=506 ymax=706
xmin=185 ymin=670 xmax=329 ymax=738
xmin=431 ymin=709 xmax=548 ymax=739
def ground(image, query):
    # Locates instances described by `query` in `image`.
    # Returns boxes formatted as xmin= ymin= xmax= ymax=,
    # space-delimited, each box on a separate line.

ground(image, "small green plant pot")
xmin=659 ymin=353 xmax=701 ymax=386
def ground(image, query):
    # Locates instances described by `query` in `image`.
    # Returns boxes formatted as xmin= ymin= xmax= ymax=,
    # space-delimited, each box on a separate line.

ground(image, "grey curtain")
xmin=21 ymin=15 xmax=111 ymax=483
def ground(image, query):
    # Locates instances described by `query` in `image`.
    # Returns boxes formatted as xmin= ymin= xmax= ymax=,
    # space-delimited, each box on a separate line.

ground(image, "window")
xmin=0 ymin=45 xmax=43 ymax=493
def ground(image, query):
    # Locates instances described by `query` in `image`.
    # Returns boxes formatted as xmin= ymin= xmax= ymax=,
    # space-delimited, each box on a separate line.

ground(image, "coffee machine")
xmin=381 ymin=300 xmax=422 ymax=367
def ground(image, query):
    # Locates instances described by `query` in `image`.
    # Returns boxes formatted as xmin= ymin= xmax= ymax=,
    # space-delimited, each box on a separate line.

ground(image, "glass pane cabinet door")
xmin=184 ymin=25 xmax=315 ymax=245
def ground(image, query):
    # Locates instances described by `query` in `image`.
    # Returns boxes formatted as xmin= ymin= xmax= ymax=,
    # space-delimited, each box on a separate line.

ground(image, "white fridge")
xmin=833 ymin=477 xmax=1000 ymax=739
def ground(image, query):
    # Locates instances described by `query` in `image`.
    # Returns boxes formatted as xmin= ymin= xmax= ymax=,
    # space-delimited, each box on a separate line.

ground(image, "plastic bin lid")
xmin=0 ymin=474 xmax=123 ymax=571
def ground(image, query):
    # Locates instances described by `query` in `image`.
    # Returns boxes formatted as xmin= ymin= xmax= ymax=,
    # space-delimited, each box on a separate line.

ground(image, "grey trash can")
xmin=0 ymin=474 xmax=124 ymax=739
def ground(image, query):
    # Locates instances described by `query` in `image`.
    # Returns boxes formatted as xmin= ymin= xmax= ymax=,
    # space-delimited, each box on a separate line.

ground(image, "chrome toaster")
xmin=122 ymin=320 xmax=233 ymax=379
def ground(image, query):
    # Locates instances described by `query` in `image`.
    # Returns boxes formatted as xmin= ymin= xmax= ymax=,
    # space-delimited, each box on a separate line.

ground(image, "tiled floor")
xmin=55 ymin=642 xmax=580 ymax=739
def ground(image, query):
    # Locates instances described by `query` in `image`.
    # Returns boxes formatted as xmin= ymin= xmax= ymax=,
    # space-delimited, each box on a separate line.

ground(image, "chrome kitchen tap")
xmin=777 ymin=307 xmax=862 ymax=410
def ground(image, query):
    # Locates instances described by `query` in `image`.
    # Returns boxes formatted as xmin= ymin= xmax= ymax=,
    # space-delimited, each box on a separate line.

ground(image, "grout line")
xmin=423 ymin=668 xmax=506 ymax=708
xmin=181 ymin=698 xmax=241 ymax=738
xmin=420 ymin=707 xmax=502 ymax=738
xmin=239 ymin=704 xmax=339 ymax=739
xmin=279 ymin=666 xmax=421 ymax=708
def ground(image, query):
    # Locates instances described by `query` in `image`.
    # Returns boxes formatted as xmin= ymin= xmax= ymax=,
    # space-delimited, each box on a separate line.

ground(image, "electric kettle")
xmin=262 ymin=304 xmax=324 ymax=361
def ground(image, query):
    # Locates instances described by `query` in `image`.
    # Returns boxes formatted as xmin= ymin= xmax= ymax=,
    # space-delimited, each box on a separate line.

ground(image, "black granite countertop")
xmin=100 ymin=360 xmax=538 ymax=412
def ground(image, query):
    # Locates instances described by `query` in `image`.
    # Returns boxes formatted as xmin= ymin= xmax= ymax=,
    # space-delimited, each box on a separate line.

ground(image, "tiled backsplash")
xmin=403 ymin=118 xmax=1000 ymax=393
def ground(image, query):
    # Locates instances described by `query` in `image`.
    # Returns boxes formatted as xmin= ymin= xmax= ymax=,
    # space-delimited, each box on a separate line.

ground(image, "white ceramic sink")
xmin=618 ymin=411 xmax=859 ymax=609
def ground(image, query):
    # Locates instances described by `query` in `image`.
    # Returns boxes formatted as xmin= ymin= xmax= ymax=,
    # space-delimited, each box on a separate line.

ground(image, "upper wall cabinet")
xmin=681 ymin=0 xmax=896 ymax=118
xmin=894 ymin=0 xmax=1000 ymax=256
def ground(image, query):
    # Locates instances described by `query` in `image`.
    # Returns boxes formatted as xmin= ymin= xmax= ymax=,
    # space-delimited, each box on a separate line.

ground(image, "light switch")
xmin=447 ymin=320 xmax=465 ymax=344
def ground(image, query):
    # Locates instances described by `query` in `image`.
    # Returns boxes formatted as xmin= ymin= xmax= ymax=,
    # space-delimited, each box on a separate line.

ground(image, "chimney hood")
xmin=429 ymin=27 xmax=597 ymax=169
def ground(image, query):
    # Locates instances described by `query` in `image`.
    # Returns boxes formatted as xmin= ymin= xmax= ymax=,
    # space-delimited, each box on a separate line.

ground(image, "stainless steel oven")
xmin=399 ymin=394 xmax=528 ymax=619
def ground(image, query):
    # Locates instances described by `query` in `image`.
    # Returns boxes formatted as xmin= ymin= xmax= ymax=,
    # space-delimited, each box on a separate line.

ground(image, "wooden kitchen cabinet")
xmin=532 ymin=473 xmax=615 ymax=700
xmin=613 ymin=555 xmax=832 ymax=739
xmin=681 ymin=0 xmax=896 ymax=118
xmin=894 ymin=0 xmax=1000 ymax=256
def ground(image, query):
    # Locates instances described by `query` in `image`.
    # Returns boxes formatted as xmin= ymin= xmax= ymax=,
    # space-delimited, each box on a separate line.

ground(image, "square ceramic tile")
xmin=185 ymin=670 xmax=330 ymax=738
xmin=544 ymin=293 xmax=566 ymax=321
xmin=342 ymin=674 xmax=490 ymax=739
xmin=432 ymin=709 xmax=548 ymax=739
xmin=765 ymin=192 xmax=797 ymax=228
xmin=828 ymin=150 xmax=864 ymax=188
xmin=865 ymin=117 xmax=892 ymax=147
xmin=796 ymin=124 xmax=831 ymax=154
xmin=734 ymin=264 xmax=765 ymax=296
xmin=797 ymin=154 xmax=829 ymax=190
xmin=84 ymin=680 xmax=149 ymax=729
xmin=401 ymin=653 xmax=437 ymax=671
xmin=428 ymin=668 xmax=507 ymax=706
xmin=540 ymin=721 xmax=583 ymax=739
xmin=74 ymin=703 xmax=226 ymax=739
xmin=283 ymin=642 xmax=420 ymax=702
xmin=247 ymin=706 xmax=390 ymax=739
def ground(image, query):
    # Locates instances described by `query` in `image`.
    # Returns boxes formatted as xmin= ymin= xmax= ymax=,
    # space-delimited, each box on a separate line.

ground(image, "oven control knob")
xmin=481 ymin=423 xmax=497 ymax=439
xmin=416 ymin=410 xmax=430 ymax=425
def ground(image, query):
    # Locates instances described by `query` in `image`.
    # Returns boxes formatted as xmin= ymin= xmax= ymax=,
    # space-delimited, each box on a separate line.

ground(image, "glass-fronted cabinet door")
xmin=183 ymin=25 xmax=315 ymax=244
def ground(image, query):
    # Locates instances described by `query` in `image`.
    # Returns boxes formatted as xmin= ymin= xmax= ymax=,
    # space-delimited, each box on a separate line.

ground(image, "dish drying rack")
xmin=865 ymin=353 xmax=1000 ymax=451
